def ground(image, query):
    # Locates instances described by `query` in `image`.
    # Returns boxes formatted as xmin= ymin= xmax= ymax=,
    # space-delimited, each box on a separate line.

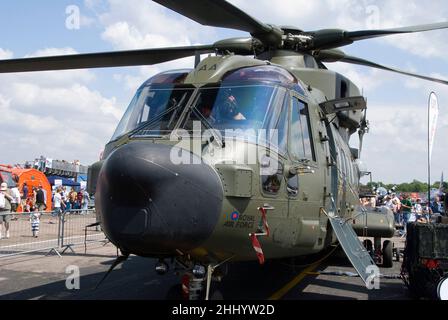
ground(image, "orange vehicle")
xmin=11 ymin=168 xmax=52 ymax=212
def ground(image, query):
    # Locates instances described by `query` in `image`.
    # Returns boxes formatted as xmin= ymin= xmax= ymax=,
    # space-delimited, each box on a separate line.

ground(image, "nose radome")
xmin=96 ymin=141 xmax=224 ymax=256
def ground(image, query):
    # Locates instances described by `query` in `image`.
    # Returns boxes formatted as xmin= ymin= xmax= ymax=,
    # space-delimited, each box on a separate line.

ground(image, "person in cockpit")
xmin=217 ymin=88 xmax=246 ymax=121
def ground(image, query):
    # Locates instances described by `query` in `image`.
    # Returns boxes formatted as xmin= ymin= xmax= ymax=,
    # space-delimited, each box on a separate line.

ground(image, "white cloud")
xmin=101 ymin=21 xmax=191 ymax=50
xmin=92 ymin=0 xmax=218 ymax=92
xmin=0 ymin=48 xmax=13 ymax=60
xmin=97 ymin=0 xmax=217 ymax=51
xmin=0 ymin=47 xmax=122 ymax=165
xmin=360 ymin=102 xmax=447 ymax=183
xmin=330 ymin=62 xmax=384 ymax=94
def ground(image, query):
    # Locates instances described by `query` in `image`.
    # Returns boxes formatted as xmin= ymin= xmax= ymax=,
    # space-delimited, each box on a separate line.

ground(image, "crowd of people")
xmin=360 ymin=190 xmax=447 ymax=237
xmin=0 ymin=182 xmax=91 ymax=239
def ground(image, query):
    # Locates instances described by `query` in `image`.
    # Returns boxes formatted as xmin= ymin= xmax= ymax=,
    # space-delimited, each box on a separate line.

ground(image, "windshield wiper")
xmin=191 ymin=104 xmax=225 ymax=148
xmin=130 ymin=92 xmax=189 ymax=137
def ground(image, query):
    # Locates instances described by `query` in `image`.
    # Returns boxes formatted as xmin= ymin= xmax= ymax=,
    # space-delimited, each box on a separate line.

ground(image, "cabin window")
xmin=261 ymin=162 xmax=283 ymax=195
xmin=290 ymin=97 xmax=316 ymax=162
xmin=287 ymin=175 xmax=299 ymax=197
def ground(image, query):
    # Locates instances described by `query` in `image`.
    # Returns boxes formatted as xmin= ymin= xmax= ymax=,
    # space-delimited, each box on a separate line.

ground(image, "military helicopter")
xmin=1 ymin=0 xmax=448 ymax=300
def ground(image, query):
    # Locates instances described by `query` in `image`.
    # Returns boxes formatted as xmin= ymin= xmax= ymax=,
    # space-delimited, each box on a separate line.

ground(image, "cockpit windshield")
xmin=110 ymin=65 xmax=303 ymax=142
xmin=182 ymin=84 xmax=281 ymax=132
xmin=111 ymin=85 xmax=194 ymax=140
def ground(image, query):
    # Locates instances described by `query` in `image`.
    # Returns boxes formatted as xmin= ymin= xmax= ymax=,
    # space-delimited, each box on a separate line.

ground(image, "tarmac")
xmin=0 ymin=236 xmax=410 ymax=300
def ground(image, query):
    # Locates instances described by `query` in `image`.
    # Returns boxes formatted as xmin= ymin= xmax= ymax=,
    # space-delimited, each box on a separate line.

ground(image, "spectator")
xmin=414 ymin=198 xmax=423 ymax=215
xmin=0 ymin=182 xmax=13 ymax=239
xmin=430 ymin=196 xmax=443 ymax=215
xmin=10 ymin=183 xmax=21 ymax=213
xmin=21 ymin=182 xmax=29 ymax=211
xmin=69 ymin=189 xmax=77 ymax=212
xmin=76 ymin=190 xmax=83 ymax=211
xmin=51 ymin=187 xmax=65 ymax=224
xmin=35 ymin=185 xmax=46 ymax=212
xmin=400 ymin=193 xmax=412 ymax=238
xmin=81 ymin=189 xmax=90 ymax=213
xmin=40 ymin=184 xmax=47 ymax=209
xmin=30 ymin=209 xmax=40 ymax=238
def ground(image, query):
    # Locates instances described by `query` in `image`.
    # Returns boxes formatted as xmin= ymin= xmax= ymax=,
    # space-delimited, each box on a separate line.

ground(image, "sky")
xmin=0 ymin=0 xmax=447 ymax=184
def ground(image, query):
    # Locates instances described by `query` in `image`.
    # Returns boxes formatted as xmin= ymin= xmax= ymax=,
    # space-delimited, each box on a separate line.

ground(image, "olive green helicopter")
xmin=1 ymin=0 xmax=447 ymax=300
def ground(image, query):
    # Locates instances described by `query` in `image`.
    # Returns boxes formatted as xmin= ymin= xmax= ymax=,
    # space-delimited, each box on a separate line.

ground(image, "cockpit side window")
xmin=275 ymin=93 xmax=289 ymax=155
xmin=290 ymin=97 xmax=316 ymax=162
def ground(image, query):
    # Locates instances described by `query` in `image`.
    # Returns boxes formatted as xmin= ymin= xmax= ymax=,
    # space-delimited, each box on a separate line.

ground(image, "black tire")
xmin=382 ymin=240 xmax=393 ymax=268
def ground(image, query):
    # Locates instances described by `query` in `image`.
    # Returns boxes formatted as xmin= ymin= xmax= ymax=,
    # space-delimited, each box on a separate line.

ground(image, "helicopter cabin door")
xmin=287 ymin=94 xmax=323 ymax=249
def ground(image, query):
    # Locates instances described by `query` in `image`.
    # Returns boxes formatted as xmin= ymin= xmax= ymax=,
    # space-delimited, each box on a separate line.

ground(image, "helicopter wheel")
xmin=382 ymin=240 xmax=393 ymax=268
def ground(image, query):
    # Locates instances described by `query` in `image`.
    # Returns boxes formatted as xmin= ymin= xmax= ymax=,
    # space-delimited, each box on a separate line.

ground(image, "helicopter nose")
xmin=96 ymin=141 xmax=223 ymax=256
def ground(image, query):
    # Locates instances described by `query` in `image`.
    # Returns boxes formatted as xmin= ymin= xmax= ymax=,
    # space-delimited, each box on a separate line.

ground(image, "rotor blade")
xmin=0 ymin=45 xmax=215 ymax=73
xmin=308 ymin=21 xmax=448 ymax=50
xmin=346 ymin=21 xmax=448 ymax=41
xmin=153 ymin=0 xmax=282 ymax=46
xmin=315 ymin=50 xmax=448 ymax=85
xmin=339 ymin=55 xmax=448 ymax=85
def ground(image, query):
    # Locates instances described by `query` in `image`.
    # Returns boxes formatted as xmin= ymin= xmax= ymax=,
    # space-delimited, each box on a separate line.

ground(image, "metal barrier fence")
xmin=0 ymin=209 xmax=107 ymax=259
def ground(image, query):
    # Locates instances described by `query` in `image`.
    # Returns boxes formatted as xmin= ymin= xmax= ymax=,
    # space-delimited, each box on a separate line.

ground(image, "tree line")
xmin=364 ymin=180 xmax=447 ymax=193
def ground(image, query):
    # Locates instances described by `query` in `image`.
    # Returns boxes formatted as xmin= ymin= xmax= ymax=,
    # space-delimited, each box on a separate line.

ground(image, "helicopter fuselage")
xmin=89 ymin=53 xmax=363 ymax=264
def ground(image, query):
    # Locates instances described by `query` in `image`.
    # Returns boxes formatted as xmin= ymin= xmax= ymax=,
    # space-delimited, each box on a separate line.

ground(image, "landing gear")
xmin=382 ymin=240 xmax=393 ymax=268
xmin=363 ymin=239 xmax=373 ymax=254
xmin=362 ymin=237 xmax=394 ymax=268
xmin=168 ymin=256 xmax=232 ymax=300
xmin=393 ymin=246 xmax=400 ymax=262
